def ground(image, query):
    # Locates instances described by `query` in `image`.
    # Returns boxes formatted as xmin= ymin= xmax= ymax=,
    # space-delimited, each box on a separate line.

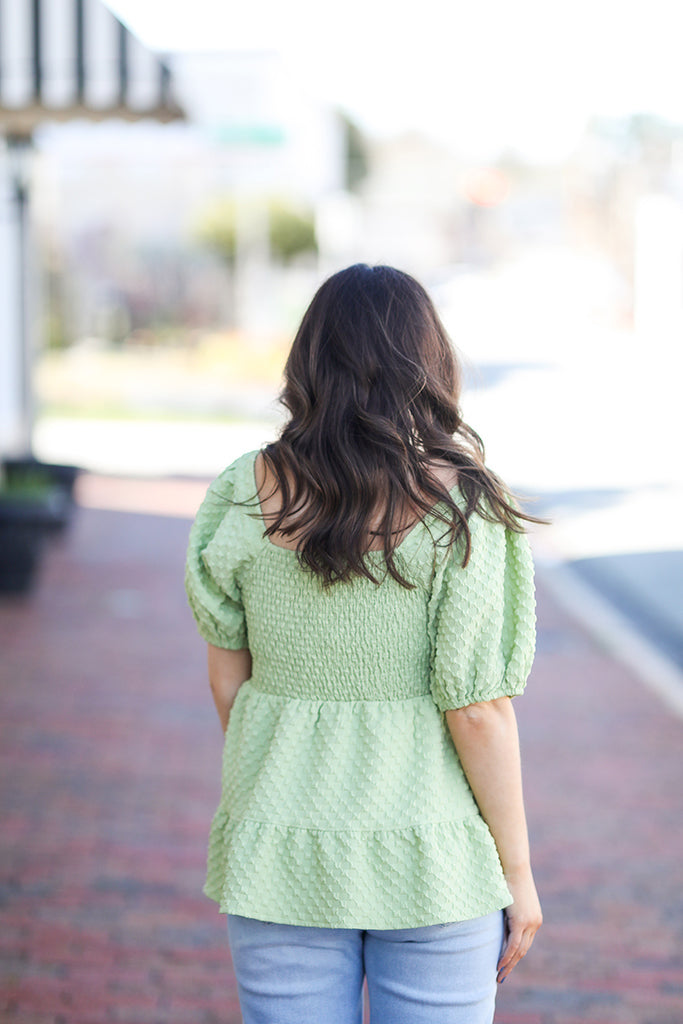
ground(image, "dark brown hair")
xmin=259 ymin=263 xmax=543 ymax=588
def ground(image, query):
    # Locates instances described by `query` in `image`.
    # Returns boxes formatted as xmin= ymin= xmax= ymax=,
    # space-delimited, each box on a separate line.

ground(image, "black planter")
xmin=0 ymin=498 xmax=56 ymax=594
xmin=3 ymin=458 xmax=80 ymax=495
xmin=2 ymin=458 xmax=80 ymax=531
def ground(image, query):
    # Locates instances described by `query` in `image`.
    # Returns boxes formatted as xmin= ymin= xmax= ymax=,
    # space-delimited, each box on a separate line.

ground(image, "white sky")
xmin=107 ymin=0 xmax=683 ymax=161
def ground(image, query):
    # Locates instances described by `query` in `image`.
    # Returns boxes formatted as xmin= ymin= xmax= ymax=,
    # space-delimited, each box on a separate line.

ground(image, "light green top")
xmin=185 ymin=449 xmax=536 ymax=929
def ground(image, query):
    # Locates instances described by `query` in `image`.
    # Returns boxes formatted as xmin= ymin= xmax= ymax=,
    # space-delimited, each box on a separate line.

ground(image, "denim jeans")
xmin=226 ymin=910 xmax=504 ymax=1024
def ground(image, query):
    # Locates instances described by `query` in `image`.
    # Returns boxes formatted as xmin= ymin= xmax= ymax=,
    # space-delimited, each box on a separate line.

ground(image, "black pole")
xmin=159 ymin=62 xmax=171 ymax=108
xmin=117 ymin=20 xmax=128 ymax=107
xmin=75 ymin=0 xmax=85 ymax=104
xmin=31 ymin=0 xmax=42 ymax=103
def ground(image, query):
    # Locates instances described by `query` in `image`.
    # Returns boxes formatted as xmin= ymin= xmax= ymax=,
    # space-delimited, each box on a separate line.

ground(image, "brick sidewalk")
xmin=1 ymin=475 xmax=682 ymax=1024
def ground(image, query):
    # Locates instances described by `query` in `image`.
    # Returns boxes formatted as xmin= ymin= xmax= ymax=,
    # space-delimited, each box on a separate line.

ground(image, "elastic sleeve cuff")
xmin=195 ymin=623 xmax=249 ymax=650
xmin=185 ymin=580 xmax=248 ymax=650
xmin=188 ymin=605 xmax=248 ymax=649
xmin=431 ymin=670 xmax=527 ymax=713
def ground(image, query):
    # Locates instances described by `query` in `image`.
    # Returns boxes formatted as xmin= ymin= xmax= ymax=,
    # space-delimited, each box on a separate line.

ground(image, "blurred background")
xmin=0 ymin=0 xmax=680 ymax=664
xmin=1 ymin=2 xmax=682 ymax=1021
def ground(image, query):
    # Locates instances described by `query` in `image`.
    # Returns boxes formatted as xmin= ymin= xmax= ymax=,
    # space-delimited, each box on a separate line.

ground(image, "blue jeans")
xmin=226 ymin=911 xmax=504 ymax=1024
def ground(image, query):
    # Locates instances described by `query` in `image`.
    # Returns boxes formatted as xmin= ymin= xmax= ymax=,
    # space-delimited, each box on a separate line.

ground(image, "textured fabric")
xmin=226 ymin=911 xmax=503 ymax=1024
xmin=185 ymin=449 xmax=536 ymax=929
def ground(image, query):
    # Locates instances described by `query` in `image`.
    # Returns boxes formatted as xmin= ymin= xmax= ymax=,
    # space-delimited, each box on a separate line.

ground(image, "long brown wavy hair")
xmin=257 ymin=263 xmax=543 ymax=588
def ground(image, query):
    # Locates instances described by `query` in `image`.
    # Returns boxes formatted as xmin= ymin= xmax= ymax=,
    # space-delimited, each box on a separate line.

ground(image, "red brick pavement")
xmin=1 ymin=475 xmax=682 ymax=1024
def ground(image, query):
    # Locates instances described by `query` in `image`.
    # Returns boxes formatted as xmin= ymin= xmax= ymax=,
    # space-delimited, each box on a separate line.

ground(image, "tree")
xmin=268 ymin=200 xmax=317 ymax=262
xmin=195 ymin=196 xmax=317 ymax=265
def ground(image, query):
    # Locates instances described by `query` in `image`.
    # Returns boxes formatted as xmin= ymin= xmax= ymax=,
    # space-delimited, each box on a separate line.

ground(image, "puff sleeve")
xmin=429 ymin=514 xmax=536 ymax=713
xmin=184 ymin=464 xmax=248 ymax=650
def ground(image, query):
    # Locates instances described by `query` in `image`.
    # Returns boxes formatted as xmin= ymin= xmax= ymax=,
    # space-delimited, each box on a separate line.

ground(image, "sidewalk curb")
xmin=535 ymin=554 xmax=683 ymax=720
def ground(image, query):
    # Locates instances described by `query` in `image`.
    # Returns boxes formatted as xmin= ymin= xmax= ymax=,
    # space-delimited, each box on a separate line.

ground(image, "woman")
xmin=185 ymin=264 xmax=542 ymax=1024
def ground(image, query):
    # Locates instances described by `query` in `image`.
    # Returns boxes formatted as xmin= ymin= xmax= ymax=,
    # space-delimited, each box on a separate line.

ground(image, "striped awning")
xmin=0 ymin=0 xmax=183 ymax=136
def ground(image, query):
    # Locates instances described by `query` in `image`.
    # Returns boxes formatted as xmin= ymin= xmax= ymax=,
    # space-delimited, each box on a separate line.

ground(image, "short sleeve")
xmin=429 ymin=515 xmax=536 ymax=712
xmin=184 ymin=463 xmax=248 ymax=650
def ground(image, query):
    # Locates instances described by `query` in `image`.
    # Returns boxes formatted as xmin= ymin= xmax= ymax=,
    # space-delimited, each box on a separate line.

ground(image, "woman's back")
xmin=246 ymin=449 xmax=459 ymax=701
xmin=185 ymin=448 xmax=535 ymax=928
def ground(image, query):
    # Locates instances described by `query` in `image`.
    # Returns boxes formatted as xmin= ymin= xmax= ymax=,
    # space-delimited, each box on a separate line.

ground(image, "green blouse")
xmin=185 ymin=449 xmax=536 ymax=929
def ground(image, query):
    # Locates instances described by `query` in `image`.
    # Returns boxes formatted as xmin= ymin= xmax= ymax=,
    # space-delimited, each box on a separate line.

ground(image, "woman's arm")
xmin=207 ymin=644 xmax=252 ymax=733
xmin=445 ymin=695 xmax=542 ymax=983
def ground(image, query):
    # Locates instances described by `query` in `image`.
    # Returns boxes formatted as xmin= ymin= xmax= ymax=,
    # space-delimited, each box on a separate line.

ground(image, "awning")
xmin=0 ymin=0 xmax=184 ymax=458
xmin=0 ymin=0 xmax=183 ymax=138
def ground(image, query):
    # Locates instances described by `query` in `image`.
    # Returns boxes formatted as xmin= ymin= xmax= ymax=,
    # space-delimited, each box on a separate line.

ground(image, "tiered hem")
xmin=204 ymin=813 xmax=512 ymax=929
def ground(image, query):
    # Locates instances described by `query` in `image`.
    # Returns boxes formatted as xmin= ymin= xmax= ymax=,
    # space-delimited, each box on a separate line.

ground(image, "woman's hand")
xmin=497 ymin=868 xmax=543 ymax=983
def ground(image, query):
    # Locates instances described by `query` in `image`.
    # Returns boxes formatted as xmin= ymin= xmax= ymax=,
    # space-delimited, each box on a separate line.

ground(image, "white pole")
xmin=0 ymin=138 xmax=28 ymax=457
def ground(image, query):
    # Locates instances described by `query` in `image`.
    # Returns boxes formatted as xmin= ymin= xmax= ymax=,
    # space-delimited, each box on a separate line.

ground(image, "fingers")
xmin=496 ymin=921 xmax=538 ymax=983
xmin=496 ymin=876 xmax=543 ymax=982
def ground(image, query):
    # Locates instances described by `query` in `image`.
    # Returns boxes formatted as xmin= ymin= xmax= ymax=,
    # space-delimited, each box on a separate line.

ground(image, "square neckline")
xmin=250 ymin=450 xmax=461 ymax=556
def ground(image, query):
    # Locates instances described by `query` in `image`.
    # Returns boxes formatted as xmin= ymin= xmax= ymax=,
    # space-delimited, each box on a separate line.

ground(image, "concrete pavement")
xmin=1 ymin=473 xmax=682 ymax=1023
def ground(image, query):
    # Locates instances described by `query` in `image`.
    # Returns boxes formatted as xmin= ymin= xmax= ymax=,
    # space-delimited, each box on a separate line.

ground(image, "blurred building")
xmin=29 ymin=50 xmax=349 ymax=347
xmin=0 ymin=0 xmax=182 ymax=456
